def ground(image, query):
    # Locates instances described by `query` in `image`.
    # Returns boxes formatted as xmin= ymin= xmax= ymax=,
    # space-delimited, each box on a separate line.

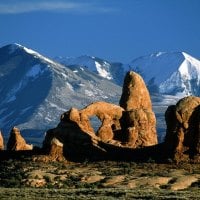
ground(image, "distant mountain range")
xmin=55 ymin=51 xmax=200 ymax=97
xmin=1 ymin=43 xmax=200 ymax=144
xmin=0 ymin=43 xmax=121 ymax=141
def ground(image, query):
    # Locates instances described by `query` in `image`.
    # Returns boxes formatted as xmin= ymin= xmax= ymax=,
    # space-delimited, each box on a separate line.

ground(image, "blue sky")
xmin=0 ymin=0 xmax=200 ymax=62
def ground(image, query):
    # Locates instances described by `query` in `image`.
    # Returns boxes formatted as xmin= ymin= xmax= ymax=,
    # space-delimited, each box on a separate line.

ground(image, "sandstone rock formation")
xmin=165 ymin=96 xmax=200 ymax=162
xmin=48 ymin=138 xmax=65 ymax=161
xmin=7 ymin=127 xmax=33 ymax=151
xmin=43 ymin=101 xmax=124 ymax=160
xmin=120 ymin=71 xmax=158 ymax=148
xmin=37 ymin=137 xmax=65 ymax=162
xmin=0 ymin=131 xmax=4 ymax=150
xmin=43 ymin=71 xmax=158 ymax=161
xmin=60 ymin=101 xmax=124 ymax=142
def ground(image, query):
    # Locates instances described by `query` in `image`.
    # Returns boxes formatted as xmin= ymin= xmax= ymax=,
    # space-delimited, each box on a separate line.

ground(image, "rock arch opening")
xmin=89 ymin=116 xmax=102 ymax=133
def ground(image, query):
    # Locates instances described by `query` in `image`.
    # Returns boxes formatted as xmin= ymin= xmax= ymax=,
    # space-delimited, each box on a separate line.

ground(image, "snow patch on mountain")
xmin=66 ymin=82 xmax=74 ymax=91
xmin=94 ymin=61 xmax=112 ymax=80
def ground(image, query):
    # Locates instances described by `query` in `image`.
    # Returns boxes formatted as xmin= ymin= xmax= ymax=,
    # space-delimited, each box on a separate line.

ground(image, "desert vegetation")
xmin=0 ymin=155 xmax=200 ymax=199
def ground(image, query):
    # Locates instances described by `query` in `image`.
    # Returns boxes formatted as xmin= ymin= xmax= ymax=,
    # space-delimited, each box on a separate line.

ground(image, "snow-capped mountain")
xmin=54 ymin=55 xmax=126 ymax=85
xmin=130 ymin=52 xmax=200 ymax=96
xmin=55 ymin=52 xmax=200 ymax=97
xmin=0 ymin=44 xmax=121 ymax=142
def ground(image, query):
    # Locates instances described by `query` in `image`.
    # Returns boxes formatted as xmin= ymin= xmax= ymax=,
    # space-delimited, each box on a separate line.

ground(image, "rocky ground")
xmin=0 ymin=155 xmax=200 ymax=199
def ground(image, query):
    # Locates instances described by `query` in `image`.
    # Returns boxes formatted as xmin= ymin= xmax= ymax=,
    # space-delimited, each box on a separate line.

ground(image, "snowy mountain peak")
xmin=182 ymin=52 xmax=200 ymax=66
xmin=6 ymin=43 xmax=60 ymax=67
xmin=130 ymin=51 xmax=200 ymax=96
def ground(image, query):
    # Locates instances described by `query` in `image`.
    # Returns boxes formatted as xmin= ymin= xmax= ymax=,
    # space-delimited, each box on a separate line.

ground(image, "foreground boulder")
xmin=120 ymin=71 xmax=158 ymax=148
xmin=43 ymin=71 xmax=158 ymax=161
xmin=7 ymin=127 xmax=33 ymax=151
xmin=164 ymin=96 xmax=200 ymax=162
xmin=0 ymin=131 xmax=4 ymax=150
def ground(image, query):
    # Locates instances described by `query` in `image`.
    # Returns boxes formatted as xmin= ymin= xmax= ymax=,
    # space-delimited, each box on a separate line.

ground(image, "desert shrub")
xmin=43 ymin=175 xmax=51 ymax=183
xmin=62 ymin=175 xmax=81 ymax=188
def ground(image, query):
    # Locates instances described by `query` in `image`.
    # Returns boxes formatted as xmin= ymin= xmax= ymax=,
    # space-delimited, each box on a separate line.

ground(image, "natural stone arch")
xmin=60 ymin=101 xmax=124 ymax=142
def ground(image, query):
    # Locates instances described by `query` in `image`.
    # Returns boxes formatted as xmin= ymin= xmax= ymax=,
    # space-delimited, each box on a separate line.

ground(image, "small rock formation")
xmin=43 ymin=71 xmax=158 ymax=161
xmin=36 ymin=137 xmax=65 ymax=162
xmin=7 ymin=127 xmax=33 ymax=151
xmin=164 ymin=96 xmax=200 ymax=162
xmin=0 ymin=131 xmax=4 ymax=150
xmin=120 ymin=71 xmax=158 ymax=148
xmin=47 ymin=138 xmax=65 ymax=161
